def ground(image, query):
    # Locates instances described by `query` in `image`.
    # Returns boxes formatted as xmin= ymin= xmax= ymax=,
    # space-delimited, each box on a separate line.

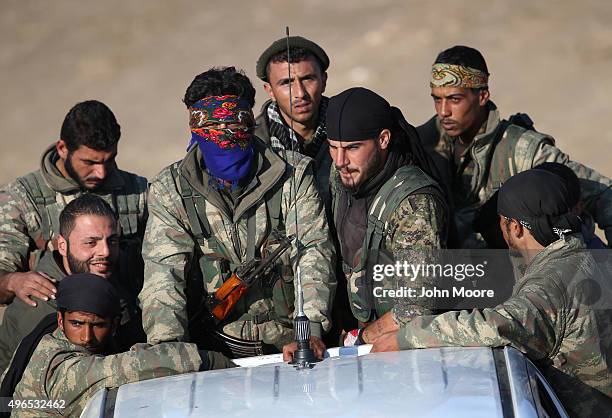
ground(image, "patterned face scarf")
xmin=430 ymin=63 xmax=489 ymax=89
xmin=265 ymin=97 xmax=329 ymax=158
xmin=188 ymin=95 xmax=255 ymax=186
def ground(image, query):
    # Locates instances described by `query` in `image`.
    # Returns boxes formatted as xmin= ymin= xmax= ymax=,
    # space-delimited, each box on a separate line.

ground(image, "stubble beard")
xmin=64 ymin=153 xmax=102 ymax=191
xmin=338 ymin=149 xmax=383 ymax=194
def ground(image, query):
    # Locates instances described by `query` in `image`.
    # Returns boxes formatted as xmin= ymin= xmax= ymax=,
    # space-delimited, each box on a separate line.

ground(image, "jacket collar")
xmin=523 ymin=233 xmax=585 ymax=277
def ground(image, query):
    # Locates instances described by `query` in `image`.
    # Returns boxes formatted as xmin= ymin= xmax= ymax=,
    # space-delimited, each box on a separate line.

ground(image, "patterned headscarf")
xmin=430 ymin=63 xmax=489 ymax=89
xmin=188 ymin=95 xmax=255 ymax=187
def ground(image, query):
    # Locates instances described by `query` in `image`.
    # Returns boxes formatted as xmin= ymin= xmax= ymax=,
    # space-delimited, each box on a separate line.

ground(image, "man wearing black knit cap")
xmin=327 ymin=87 xmax=449 ymax=345
xmin=7 ymin=273 xmax=234 ymax=417
xmin=255 ymin=35 xmax=332 ymax=202
xmin=372 ymin=169 xmax=612 ymax=418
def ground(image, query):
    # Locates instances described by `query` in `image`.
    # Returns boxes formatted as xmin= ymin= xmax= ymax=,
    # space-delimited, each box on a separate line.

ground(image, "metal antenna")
xmin=285 ymin=26 xmax=317 ymax=369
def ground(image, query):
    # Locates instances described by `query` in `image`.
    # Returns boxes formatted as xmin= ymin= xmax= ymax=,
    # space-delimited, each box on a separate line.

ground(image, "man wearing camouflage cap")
xmin=7 ymin=273 xmax=233 ymax=417
xmin=372 ymin=169 xmax=612 ymax=417
xmin=326 ymin=87 xmax=448 ymax=345
xmin=255 ymin=35 xmax=332 ymax=203
xmin=417 ymin=45 xmax=612 ymax=248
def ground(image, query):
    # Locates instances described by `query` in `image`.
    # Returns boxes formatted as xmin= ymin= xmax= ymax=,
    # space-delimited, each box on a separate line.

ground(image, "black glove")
xmin=198 ymin=350 xmax=237 ymax=371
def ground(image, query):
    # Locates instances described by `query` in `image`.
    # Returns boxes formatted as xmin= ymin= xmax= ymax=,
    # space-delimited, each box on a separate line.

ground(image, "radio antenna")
xmin=285 ymin=26 xmax=318 ymax=369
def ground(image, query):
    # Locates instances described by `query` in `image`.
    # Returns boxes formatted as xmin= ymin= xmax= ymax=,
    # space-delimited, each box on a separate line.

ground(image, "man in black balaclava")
xmin=327 ymin=87 xmax=449 ymax=345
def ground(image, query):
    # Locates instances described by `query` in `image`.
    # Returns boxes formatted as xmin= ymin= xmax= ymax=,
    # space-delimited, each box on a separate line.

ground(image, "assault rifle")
xmin=210 ymin=231 xmax=293 ymax=321
xmin=188 ymin=231 xmax=293 ymax=358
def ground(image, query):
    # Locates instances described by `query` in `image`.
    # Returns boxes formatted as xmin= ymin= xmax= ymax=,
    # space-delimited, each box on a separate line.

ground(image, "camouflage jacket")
xmin=396 ymin=235 xmax=612 ymax=417
xmin=331 ymin=163 xmax=447 ymax=325
xmin=10 ymin=328 xmax=201 ymax=417
xmin=418 ymin=103 xmax=612 ymax=248
xmin=0 ymin=145 xmax=148 ymax=282
xmin=139 ymin=137 xmax=335 ymax=347
xmin=255 ymin=100 xmax=333 ymax=204
xmin=0 ymin=250 xmax=145 ymax=376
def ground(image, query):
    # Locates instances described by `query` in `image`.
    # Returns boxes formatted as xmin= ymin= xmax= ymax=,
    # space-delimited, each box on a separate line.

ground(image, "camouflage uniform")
xmin=255 ymin=100 xmax=333 ymax=204
xmin=10 ymin=328 xmax=202 ymax=417
xmin=139 ymin=137 xmax=335 ymax=348
xmin=331 ymin=163 xmax=448 ymax=326
xmin=0 ymin=250 xmax=144 ymax=375
xmin=0 ymin=144 xmax=148 ymax=281
xmin=396 ymin=234 xmax=612 ymax=417
xmin=418 ymin=102 xmax=612 ymax=248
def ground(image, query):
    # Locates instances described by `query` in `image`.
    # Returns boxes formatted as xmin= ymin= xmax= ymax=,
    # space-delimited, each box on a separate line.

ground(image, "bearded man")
xmin=0 ymin=194 xmax=144 ymax=375
xmin=0 ymin=100 xmax=147 ymax=307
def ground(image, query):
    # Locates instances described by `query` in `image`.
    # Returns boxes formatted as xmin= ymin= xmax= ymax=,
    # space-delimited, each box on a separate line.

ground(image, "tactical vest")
xmin=448 ymin=115 xmax=554 ymax=247
xmin=16 ymin=170 xmax=143 ymax=250
xmin=485 ymin=121 xmax=554 ymax=197
xmin=335 ymin=165 xmax=444 ymax=323
xmin=170 ymin=166 xmax=296 ymax=338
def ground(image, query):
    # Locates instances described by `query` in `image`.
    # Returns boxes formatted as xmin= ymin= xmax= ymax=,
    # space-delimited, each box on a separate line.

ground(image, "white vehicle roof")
xmin=83 ymin=346 xmax=506 ymax=418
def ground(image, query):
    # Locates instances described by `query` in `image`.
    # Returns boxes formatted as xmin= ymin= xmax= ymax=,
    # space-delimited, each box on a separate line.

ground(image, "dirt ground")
xmin=0 ymin=0 xmax=611 ymax=322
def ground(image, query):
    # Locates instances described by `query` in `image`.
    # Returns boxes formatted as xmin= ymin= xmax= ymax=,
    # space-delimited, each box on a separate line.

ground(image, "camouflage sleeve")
xmin=282 ymin=155 xmax=336 ymax=338
xmin=139 ymin=168 xmax=194 ymax=343
xmin=533 ymin=143 xmax=612 ymax=244
xmin=0 ymin=180 xmax=39 ymax=274
xmin=46 ymin=342 xmax=202 ymax=412
xmin=396 ymin=276 xmax=560 ymax=361
xmin=386 ymin=193 xmax=447 ymax=325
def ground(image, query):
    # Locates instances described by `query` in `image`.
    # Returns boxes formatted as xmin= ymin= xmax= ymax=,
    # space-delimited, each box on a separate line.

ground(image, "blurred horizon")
xmin=1 ymin=0 xmax=610 ymax=185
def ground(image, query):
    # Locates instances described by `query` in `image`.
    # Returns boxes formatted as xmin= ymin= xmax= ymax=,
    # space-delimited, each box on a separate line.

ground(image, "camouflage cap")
xmin=256 ymin=36 xmax=329 ymax=82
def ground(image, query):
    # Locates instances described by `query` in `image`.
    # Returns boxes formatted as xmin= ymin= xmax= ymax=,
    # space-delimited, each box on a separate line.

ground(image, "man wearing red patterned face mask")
xmin=139 ymin=67 xmax=336 ymax=361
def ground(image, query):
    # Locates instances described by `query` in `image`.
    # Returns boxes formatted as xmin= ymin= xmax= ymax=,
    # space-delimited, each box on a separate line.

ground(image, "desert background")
xmin=1 ymin=1 xmax=611 ymax=319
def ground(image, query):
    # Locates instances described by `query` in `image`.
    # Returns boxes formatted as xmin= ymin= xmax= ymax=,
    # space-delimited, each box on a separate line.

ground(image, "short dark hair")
xmin=434 ymin=45 xmax=489 ymax=75
xmin=59 ymin=194 xmax=117 ymax=238
xmin=60 ymin=100 xmax=121 ymax=152
xmin=266 ymin=47 xmax=323 ymax=80
xmin=183 ymin=67 xmax=256 ymax=108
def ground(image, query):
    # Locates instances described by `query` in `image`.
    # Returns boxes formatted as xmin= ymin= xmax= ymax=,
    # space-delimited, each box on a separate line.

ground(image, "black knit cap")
xmin=256 ymin=36 xmax=329 ymax=82
xmin=326 ymin=87 xmax=393 ymax=141
xmin=56 ymin=273 xmax=121 ymax=318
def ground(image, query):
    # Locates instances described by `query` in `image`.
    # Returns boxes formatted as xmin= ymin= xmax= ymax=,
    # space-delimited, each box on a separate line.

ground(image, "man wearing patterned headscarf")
xmin=417 ymin=45 xmax=612 ymax=249
xmin=372 ymin=169 xmax=612 ymax=418
xmin=139 ymin=67 xmax=335 ymax=360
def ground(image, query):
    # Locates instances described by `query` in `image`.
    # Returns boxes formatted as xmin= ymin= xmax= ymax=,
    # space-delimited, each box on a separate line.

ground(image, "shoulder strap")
xmin=490 ymin=122 xmax=554 ymax=191
xmin=113 ymin=173 xmax=141 ymax=237
xmin=0 ymin=313 xmax=56 ymax=410
xmin=364 ymin=165 xmax=441 ymax=253
xmin=170 ymin=166 xmax=213 ymax=249
xmin=17 ymin=172 xmax=58 ymax=243
xmin=266 ymin=181 xmax=284 ymax=233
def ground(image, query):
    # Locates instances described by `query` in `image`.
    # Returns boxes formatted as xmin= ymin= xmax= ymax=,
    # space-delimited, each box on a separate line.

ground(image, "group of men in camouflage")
xmin=0 ymin=35 xmax=609 ymax=417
